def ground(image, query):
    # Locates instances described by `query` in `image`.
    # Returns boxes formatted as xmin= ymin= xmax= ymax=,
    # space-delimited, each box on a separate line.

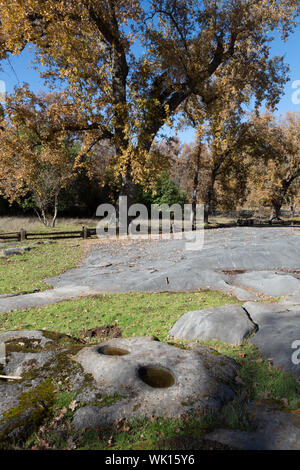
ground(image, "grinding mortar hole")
xmin=138 ymin=366 xmax=175 ymax=388
xmin=98 ymin=345 xmax=130 ymax=356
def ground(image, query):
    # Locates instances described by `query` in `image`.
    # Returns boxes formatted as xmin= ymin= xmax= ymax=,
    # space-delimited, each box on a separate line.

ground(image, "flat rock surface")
xmin=207 ymin=402 xmax=300 ymax=450
xmin=279 ymin=291 xmax=300 ymax=305
xmin=0 ymin=227 xmax=300 ymax=312
xmin=47 ymin=227 xmax=300 ymax=294
xmin=169 ymin=304 xmax=256 ymax=344
xmin=242 ymin=301 xmax=300 ymax=324
xmin=0 ymin=330 xmax=53 ymax=348
xmin=241 ymin=302 xmax=300 ymax=379
xmin=232 ymin=271 xmax=300 ymax=297
xmin=0 ymin=227 xmax=299 ymax=312
xmin=0 ymin=285 xmax=99 ymax=313
xmin=72 ymin=336 xmax=239 ymax=429
xmin=229 ymin=287 xmax=260 ymax=301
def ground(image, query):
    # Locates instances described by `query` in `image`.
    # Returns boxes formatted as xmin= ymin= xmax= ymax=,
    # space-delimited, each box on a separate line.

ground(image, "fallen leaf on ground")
xmin=69 ymin=400 xmax=77 ymax=411
xmin=235 ymin=376 xmax=245 ymax=385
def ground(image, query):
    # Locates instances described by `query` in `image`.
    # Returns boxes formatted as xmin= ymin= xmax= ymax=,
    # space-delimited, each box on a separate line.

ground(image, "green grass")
xmin=18 ymin=337 xmax=300 ymax=450
xmin=0 ymin=240 xmax=85 ymax=295
xmin=1 ymin=215 xmax=299 ymax=449
xmin=1 ymin=289 xmax=300 ymax=450
xmin=24 ymin=413 xmax=231 ymax=451
xmin=1 ymin=274 xmax=299 ymax=449
xmin=205 ymin=341 xmax=300 ymax=409
xmin=0 ymin=290 xmax=238 ymax=339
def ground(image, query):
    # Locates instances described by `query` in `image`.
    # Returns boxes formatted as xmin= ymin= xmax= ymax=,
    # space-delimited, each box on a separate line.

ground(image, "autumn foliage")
xmin=247 ymin=112 xmax=300 ymax=220
xmin=0 ymin=1 xmax=299 ymax=221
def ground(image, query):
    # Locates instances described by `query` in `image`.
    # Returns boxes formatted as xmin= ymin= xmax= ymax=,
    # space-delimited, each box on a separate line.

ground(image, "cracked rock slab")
xmin=279 ymin=290 xmax=300 ymax=306
xmin=72 ymin=337 xmax=239 ymax=429
xmin=48 ymin=228 xmax=300 ymax=295
xmin=0 ymin=286 xmax=98 ymax=313
xmin=232 ymin=271 xmax=300 ymax=297
xmin=242 ymin=301 xmax=300 ymax=324
xmin=228 ymin=286 xmax=260 ymax=301
xmin=0 ymin=227 xmax=299 ymax=313
xmin=169 ymin=304 xmax=256 ymax=344
xmin=241 ymin=303 xmax=300 ymax=379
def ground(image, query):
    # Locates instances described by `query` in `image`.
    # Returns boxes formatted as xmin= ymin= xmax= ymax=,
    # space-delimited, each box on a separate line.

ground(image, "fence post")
xmin=19 ymin=229 xmax=26 ymax=242
xmin=82 ymin=226 xmax=88 ymax=239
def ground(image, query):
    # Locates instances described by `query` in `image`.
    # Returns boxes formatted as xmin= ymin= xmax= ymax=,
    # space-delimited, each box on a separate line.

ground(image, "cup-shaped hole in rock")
xmin=138 ymin=366 xmax=175 ymax=388
xmin=98 ymin=345 xmax=130 ymax=356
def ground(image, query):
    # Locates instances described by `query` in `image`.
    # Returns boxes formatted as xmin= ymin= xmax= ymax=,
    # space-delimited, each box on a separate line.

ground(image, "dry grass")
xmin=206 ymin=215 xmax=236 ymax=225
xmin=1 ymin=207 xmax=299 ymax=234
xmin=0 ymin=216 xmax=99 ymax=233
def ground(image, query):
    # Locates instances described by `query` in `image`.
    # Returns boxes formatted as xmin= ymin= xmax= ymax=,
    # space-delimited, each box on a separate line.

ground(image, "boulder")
xmin=169 ymin=304 xmax=256 ymax=344
xmin=72 ymin=336 xmax=239 ymax=429
xmin=0 ymin=331 xmax=240 ymax=442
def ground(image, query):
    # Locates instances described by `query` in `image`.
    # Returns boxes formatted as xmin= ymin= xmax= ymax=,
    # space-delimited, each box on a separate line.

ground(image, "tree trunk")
xmin=269 ymin=204 xmax=282 ymax=223
xmin=269 ymin=174 xmax=299 ymax=223
xmin=190 ymin=144 xmax=201 ymax=229
xmin=290 ymin=202 xmax=296 ymax=218
xmin=34 ymin=208 xmax=46 ymax=226
xmin=51 ymin=194 xmax=59 ymax=228
xmin=118 ymin=170 xmax=139 ymax=232
xmin=204 ymin=170 xmax=217 ymax=224
xmin=204 ymin=204 xmax=210 ymax=224
xmin=41 ymin=208 xmax=48 ymax=226
xmin=119 ymin=171 xmax=139 ymax=209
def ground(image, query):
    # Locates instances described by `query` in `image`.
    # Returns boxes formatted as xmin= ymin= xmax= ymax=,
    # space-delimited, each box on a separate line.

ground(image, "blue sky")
xmin=268 ymin=28 xmax=300 ymax=115
xmin=1 ymin=26 xmax=299 ymax=144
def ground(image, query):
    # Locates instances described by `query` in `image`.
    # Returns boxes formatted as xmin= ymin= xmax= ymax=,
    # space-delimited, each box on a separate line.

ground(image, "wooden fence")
xmin=0 ymin=226 xmax=97 ymax=241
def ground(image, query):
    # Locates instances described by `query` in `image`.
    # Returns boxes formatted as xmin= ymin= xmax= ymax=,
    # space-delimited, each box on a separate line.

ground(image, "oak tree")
xmin=247 ymin=111 xmax=300 ymax=221
xmin=0 ymin=0 xmax=298 ymax=210
xmin=0 ymin=86 xmax=81 ymax=226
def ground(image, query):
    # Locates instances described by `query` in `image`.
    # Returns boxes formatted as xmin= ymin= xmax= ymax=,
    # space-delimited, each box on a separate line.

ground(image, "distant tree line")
xmin=0 ymin=1 xmax=299 ymax=225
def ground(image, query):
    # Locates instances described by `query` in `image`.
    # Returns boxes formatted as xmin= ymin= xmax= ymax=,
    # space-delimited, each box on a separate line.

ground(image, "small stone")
xmin=2 ymin=248 xmax=22 ymax=257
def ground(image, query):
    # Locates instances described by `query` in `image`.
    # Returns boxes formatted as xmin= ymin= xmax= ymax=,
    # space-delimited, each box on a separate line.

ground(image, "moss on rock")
xmin=0 ymin=378 xmax=56 ymax=444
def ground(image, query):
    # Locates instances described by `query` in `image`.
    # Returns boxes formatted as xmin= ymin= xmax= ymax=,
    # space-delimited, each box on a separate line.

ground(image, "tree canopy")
xmin=0 ymin=86 xmax=81 ymax=225
xmin=0 ymin=0 xmax=298 ymax=205
xmin=247 ymin=111 xmax=300 ymax=220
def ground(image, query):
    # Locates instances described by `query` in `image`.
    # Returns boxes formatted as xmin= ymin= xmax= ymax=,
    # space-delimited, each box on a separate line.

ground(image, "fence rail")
xmin=0 ymin=226 xmax=97 ymax=241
